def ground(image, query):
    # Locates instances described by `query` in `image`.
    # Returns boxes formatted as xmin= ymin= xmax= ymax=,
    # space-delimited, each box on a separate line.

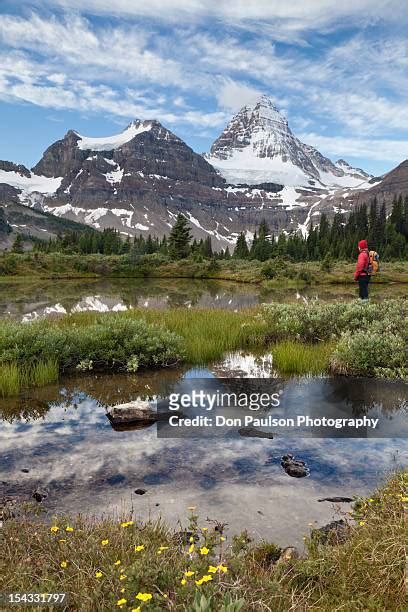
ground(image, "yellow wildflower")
xmin=208 ymin=565 xmax=218 ymax=573
xmin=195 ymin=575 xmax=213 ymax=585
xmin=189 ymin=536 xmax=194 ymax=543
xmin=359 ymin=521 xmax=366 ymax=526
xmin=50 ymin=526 xmax=59 ymax=533
xmin=101 ymin=539 xmax=109 ymax=546
xmin=95 ymin=571 xmax=103 ymax=578
xmin=400 ymin=496 xmax=408 ymax=502
xmin=119 ymin=574 xmax=127 ymax=581
xmin=114 ymin=560 xmax=121 ymax=566
xmin=120 ymin=588 xmax=125 ymax=593
xmin=184 ymin=571 xmax=195 ymax=577
xmin=188 ymin=543 xmax=195 ymax=553
xmin=60 ymin=561 xmax=67 ymax=568
xmin=121 ymin=520 xmax=135 ymax=528
xmin=134 ymin=545 xmax=145 ymax=552
xmin=116 ymin=599 xmax=127 ymax=607
xmin=158 ymin=545 xmax=169 ymax=550
xmin=132 ymin=609 xmax=141 ymax=612
xmin=199 ymin=547 xmax=209 ymax=555
xmin=218 ymin=564 xmax=228 ymax=573
xmin=181 ymin=578 xmax=187 ymax=585
xmin=65 ymin=526 xmax=74 ymax=532
xmin=201 ymin=527 xmax=208 ymax=532
xmin=220 ymin=536 xmax=226 ymax=542
xmin=135 ymin=593 xmax=152 ymax=602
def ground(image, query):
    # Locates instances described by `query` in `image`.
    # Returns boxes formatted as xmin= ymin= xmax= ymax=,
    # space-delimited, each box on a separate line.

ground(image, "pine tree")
xmin=233 ymin=232 xmax=249 ymax=259
xmin=11 ymin=233 xmax=24 ymax=253
xmin=168 ymin=214 xmax=192 ymax=260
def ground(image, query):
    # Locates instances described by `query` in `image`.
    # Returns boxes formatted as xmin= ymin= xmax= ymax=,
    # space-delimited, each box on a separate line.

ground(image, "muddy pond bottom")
xmin=0 ymin=356 xmax=407 ymax=548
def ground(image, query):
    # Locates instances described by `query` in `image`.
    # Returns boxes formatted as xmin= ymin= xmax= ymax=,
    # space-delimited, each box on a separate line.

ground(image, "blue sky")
xmin=0 ymin=0 xmax=407 ymax=175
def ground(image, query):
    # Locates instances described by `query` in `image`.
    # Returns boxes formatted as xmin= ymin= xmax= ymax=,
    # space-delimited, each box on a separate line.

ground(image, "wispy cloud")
xmin=0 ymin=2 xmax=407 ymax=171
xmin=299 ymin=133 xmax=408 ymax=163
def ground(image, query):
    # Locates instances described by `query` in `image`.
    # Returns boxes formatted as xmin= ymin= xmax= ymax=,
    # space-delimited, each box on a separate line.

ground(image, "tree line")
xmin=13 ymin=194 xmax=408 ymax=261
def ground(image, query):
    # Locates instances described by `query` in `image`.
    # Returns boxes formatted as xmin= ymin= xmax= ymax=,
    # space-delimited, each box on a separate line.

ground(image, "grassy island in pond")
xmin=1 ymin=471 xmax=406 ymax=611
xmin=0 ymin=300 xmax=407 ymax=396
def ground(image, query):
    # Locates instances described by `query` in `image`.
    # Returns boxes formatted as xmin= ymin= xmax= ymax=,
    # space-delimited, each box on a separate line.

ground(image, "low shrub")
xmin=331 ymin=330 xmax=408 ymax=377
xmin=0 ymin=316 xmax=184 ymax=374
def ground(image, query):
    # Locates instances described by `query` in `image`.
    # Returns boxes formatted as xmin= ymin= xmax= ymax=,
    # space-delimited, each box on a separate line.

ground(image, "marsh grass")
xmin=0 ymin=359 xmax=59 ymax=397
xmin=1 ymin=472 xmax=406 ymax=611
xmin=0 ymin=362 xmax=20 ymax=397
xmin=272 ymin=340 xmax=334 ymax=375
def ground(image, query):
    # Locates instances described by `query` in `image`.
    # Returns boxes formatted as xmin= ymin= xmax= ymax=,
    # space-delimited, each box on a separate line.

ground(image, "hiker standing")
xmin=354 ymin=239 xmax=370 ymax=300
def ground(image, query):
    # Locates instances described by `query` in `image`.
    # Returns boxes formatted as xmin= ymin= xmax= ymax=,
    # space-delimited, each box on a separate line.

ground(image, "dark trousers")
xmin=358 ymin=275 xmax=370 ymax=299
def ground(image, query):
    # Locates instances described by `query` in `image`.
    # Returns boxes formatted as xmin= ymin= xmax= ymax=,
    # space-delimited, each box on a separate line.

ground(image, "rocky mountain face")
xmin=0 ymin=97 xmax=403 ymax=249
xmin=351 ymin=159 xmax=408 ymax=208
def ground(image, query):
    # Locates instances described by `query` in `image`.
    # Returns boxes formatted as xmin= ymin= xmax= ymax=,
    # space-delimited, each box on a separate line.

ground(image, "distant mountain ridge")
xmin=0 ymin=96 xmax=405 ymax=249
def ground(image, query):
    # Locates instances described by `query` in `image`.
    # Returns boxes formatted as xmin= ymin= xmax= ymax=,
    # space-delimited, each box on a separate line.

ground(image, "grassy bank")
xmin=0 ymin=300 xmax=407 ymax=396
xmin=1 ymin=472 xmax=406 ymax=611
xmin=1 ymin=252 xmax=408 ymax=284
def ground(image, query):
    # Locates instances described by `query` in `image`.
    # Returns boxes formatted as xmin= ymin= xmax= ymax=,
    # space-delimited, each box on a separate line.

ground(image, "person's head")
xmin=358 ymin=239 xmax=368 ymax=251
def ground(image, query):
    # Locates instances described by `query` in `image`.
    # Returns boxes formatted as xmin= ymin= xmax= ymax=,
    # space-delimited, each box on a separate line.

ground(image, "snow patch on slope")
xmin=75 ymin=121 xmax=152 ymax=151
xmin=0 ymin=169 xmax=63 ymax=195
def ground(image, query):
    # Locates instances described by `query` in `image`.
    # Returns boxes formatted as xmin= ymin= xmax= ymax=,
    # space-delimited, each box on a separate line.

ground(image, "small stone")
xmin=32 ymin=488 xmax=48 ymax=502
xmin=21 ymin=468 xmax=29 ymax=473
xmin=134 ymin=489 xmax=147 ymax=495
xmin=277 ymin=547 xmax=298 ymax=564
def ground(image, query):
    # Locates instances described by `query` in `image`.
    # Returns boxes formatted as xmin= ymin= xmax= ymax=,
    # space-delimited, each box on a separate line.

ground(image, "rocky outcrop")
xmin=351 ymin=159 xmax=408 ymax=212
xmin=281 ymin=454 xmax=310 ymax=478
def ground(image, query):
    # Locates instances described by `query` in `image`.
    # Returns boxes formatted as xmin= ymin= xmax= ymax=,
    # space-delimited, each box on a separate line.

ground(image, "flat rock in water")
xmin=106 ymin=400 xmax=159 ymax=425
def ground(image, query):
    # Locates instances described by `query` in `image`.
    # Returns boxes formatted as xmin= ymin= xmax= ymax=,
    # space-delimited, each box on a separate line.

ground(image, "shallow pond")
xmin=0 ymin=277 xmax=406 ymax=320
xmin=1 ymin=352 xmax=406 ymax=547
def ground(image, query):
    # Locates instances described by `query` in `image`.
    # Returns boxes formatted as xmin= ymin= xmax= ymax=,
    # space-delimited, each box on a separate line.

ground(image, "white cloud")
xmin=32 ymin=1 xmax=408 ymax=36
xmin=216 ymin=79 xmax=262 ymax=112
xmin=299 ymin=132 xmax=408 ymax=163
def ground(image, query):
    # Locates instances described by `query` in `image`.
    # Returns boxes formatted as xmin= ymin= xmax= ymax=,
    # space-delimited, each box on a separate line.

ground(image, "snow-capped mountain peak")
xmin=206 ymin=96 xmax=372 ymax=189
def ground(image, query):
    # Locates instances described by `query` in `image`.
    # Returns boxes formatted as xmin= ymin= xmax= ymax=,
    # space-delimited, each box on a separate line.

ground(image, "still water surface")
xmin=1 ymin=352 xmax=406 ymax=547
xmin=0 ymin=277 xmax=406 ymax=320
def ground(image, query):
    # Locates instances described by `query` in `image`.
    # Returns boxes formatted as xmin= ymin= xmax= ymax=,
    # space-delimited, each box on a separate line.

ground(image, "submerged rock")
xmin=238 ymin=426 xmax=274 ymax=439
xmin=281 ymin=454 xmax=310 ymax=478
xmin=318 ymin=496 xmax=353 ymax=503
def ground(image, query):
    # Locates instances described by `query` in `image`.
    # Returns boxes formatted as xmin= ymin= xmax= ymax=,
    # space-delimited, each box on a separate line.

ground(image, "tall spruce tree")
xmin=233 ymin=232 xmax=249 ymax=258
xmin=168 ymin=214 xmax=192 ymax=260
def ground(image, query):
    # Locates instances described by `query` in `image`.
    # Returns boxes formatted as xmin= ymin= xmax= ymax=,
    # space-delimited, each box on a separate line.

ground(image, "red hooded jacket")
xmin=354 ymin=249 xmax=369 ymax=280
